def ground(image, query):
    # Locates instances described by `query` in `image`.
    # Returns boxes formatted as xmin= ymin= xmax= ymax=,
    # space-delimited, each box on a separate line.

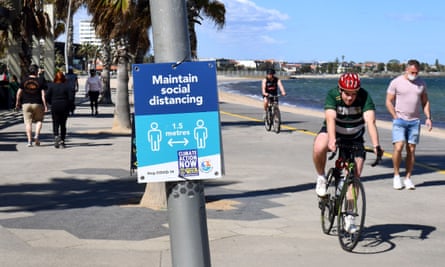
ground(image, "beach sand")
xmin=216 ymin=75 xmax=445 ymax=139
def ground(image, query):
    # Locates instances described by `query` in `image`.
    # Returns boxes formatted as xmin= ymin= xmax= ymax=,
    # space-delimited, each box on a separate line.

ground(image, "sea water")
xmin=219 ymin=76 xmax=445 ymax=129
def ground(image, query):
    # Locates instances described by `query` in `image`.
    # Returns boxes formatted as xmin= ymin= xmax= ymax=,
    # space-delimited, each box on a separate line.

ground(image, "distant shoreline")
xmin=286 ymin=72 xmax=445 ymax=80
xmin=216 ymin=75 xmax=445 ymax=139
xmin=218 ymin=72 xmax=445 ymax=80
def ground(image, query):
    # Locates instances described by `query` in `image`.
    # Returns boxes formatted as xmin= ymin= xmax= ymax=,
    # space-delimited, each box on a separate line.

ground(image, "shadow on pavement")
xmin=354 ymin=223 xmax=436 ymax=254
xmin=221 ymin=120 xmax=263 ymax=127
xmin=359 ymin=154 xmax=445 ymax=184
xmin=206 ymin=182 xmax=314 ymax=202
xmin=0 ymin=175 xmax=145 ymax=212
xmin=0 ymin=130 xmax=130 ymax=149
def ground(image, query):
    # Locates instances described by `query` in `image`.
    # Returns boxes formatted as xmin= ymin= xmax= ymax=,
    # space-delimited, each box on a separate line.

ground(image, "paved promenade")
xmin=1 ymin=84 xmax=445 ymax=266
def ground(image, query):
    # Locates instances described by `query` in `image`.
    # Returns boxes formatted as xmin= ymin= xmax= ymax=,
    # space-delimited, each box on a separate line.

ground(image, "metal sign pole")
xmin=149 ymin=0 xmax=211 ymax=266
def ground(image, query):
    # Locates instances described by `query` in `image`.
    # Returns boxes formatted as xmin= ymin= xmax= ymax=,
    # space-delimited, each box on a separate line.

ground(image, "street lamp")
xmin=39 ymin=38 xmax=45 ymax=67
xmin=65 ymin=0 xmax=73 ymax=72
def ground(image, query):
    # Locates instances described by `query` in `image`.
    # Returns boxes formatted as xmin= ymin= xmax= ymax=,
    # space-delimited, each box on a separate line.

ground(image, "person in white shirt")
xmin=85 ymin=69 xmax=102 ymax=116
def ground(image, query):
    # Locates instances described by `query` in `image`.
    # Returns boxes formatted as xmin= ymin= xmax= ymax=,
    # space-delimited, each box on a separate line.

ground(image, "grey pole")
xmin=149 ymin=1 xmax=211 ymax=267
xmin=150 ymin=0 xmax=191 ymax=63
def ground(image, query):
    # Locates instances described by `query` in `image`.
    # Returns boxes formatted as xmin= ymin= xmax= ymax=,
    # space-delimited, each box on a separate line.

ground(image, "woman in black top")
xmin=46 ymin=71 xmax=74 ymax=148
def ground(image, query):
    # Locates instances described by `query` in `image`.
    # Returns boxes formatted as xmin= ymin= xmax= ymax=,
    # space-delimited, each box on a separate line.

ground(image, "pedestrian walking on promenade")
xmin=0 ymin=62 xmax=10 ymax=110
xmin=46 ymin=71 xmax=74 ymax=148
xmin=385 ymin=59 xmax=433 ymax=190
xmin=65 ymin=66 xmax=78 ymax=115
xmin=9 ymin=75 xmax=20 ymax=110
xmin=15 ymin=64 xmax=48 ymax=147
xmin=85 ymin=69 xmax=102 ymax=116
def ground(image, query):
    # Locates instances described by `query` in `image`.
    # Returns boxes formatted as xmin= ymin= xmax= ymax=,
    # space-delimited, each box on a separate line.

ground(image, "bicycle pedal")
xmin=318 ymin=197 xmax=328 ymax=208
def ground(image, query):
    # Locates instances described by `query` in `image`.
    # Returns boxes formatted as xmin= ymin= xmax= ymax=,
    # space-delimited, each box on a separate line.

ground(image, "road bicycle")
xmin=264 ymin=95 xmax=281 ymax=133
xmin=319 ymin=141 xmax=382 ymax=251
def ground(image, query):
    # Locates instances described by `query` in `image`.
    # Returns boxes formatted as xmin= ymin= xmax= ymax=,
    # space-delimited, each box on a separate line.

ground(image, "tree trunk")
xmin=139 ymin=183 xmax=167 ymax=210
xmin=67 ymin=5 xmax=74 ymax=68
xmin=100 ymin=42 xmax=112 ymax=104
xmin=112 ymin=41 xmax=131 ymax=132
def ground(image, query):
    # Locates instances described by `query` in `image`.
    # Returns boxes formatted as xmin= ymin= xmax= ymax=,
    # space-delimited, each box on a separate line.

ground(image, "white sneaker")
xmin=393 ymin=175 xmax=403 ymax=190
xmin=344 ymin=215 xmax=357 ymax=234
xmin=315 ymin=176 xmax=327 ymax=197
xmin=404 ymin=178 xmax=416 ymax=190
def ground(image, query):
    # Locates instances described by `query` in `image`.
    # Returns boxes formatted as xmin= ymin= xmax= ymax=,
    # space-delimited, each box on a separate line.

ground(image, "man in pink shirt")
xmin=385 ymin=59 xmax=432 ymax=190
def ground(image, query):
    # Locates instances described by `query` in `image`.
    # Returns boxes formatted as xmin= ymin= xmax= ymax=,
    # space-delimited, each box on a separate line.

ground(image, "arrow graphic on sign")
xmin=168 ymin=138 xmax=189 ymax=147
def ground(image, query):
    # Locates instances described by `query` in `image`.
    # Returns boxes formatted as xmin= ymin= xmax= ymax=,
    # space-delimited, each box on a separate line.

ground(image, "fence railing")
xmin=217 ymin=70 xmax=290 ymax=79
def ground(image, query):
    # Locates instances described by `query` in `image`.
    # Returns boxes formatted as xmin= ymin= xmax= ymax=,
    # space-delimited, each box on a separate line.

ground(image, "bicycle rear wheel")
xmin=321 ymin=168 xmax=337 ymax=234
xmin=337 ymin=177 xmax=366 ymax=251
xmin=272 ymin=107 xmax=281 ymax=133
xmin=264 ymin=109 xmax=272 ymax=131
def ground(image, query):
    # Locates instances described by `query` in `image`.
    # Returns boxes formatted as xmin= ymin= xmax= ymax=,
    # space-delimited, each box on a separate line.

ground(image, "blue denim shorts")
xmin=392 ymin=118 xmax=420 ymax=144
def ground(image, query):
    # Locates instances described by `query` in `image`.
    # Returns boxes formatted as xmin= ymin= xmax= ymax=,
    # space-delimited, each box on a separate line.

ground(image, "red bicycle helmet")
xmin=338 ymin=73 xmax=360 ymax=91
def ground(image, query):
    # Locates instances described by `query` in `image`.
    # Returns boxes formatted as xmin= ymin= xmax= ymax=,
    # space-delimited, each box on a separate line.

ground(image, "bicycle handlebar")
xmin=263 ymin=94 xmax=283 ymax=98
xmin=328 ymin=142 xmax=383 ymax=167
xmin=328 ymin=151 xmax=337 ymax=161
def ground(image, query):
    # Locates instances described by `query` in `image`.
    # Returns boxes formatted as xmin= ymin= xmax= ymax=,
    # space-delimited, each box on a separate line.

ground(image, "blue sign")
xmin=132 ymin=61 xmax=223 ymax=183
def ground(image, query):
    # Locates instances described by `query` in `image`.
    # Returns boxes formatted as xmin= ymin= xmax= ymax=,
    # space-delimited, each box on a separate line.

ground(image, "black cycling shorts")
xmin=318 ymin=126 xmax=366 ymax=159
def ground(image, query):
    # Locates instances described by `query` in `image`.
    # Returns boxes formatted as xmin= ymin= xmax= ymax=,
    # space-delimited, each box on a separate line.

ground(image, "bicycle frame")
xmin=332 ymin=144 xmax=360 ymax=213
xmin=320 ymin=141 xmax=382 ymax=251
xmin=264 ymin=95 xmax=281 ymax=133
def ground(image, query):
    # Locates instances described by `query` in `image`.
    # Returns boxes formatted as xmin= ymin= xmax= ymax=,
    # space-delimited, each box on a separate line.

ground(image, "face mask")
xmin=407 ymin=74 xmax=417 ymax=81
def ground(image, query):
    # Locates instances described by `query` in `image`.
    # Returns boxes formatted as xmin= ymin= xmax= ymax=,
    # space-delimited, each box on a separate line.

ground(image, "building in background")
xmin=79 ymin=20 xmax=101 ymax=46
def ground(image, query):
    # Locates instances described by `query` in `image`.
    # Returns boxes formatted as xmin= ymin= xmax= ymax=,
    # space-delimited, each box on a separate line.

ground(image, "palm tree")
xmin=53 ymin=0 xmax=83 ymax=69
xmin=187 ymin=0 xmax=225 ymax=58
xmin=1 ymin=0 xmax=52 ymax=77
xmin=0 ymin=0 xmax=13 ymax=57
xmin=100 ymin=41 xmax=113 ymax=104
xmin=77 ymin=43 xmax=98 ymax=70
xmin=85 ymin=0 xmax=152 ymax=131
xmin=83 ymin=0 xmax=226 ymax=209
xmin=84 ymin=0 xmax=226 ymax=129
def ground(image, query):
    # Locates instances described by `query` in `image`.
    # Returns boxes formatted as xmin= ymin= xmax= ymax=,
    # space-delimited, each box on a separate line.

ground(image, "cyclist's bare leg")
xmin=25 ymin=122 xmax=33 ymax=144
xmin=353 ymin=157 xmax=364 ymax=178
xmin=313 ymin=132 xmax=329 ymax=176
xmin=346 ymin=156 xmax=364 ymax=202
xmin=263 ymin=97 xmax=268 ymax=111
xmin=392 ymin=141 xmax=405 ymax=177
xmin=405 ymin=143 xmax=417 ymax=179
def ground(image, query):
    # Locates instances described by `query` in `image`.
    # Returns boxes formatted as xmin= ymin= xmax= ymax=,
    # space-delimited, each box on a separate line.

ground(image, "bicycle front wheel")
xmin=264 ymin=109 xmax=272 ymax=131
xmin=272 ymin=107 xmax=281 ymax=133
xmin=337 ymin=177 xmax=366 ymax=252
xmin=321 ymin=168 xmax=337 ymax=234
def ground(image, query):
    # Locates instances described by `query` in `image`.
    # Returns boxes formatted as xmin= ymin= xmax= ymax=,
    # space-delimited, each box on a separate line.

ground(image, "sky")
xmin=71 ymin=0 xmax=445 ymax=64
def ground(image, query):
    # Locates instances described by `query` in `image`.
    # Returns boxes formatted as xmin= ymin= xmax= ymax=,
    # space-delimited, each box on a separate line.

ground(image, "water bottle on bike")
xmin=336 ymin=178 xmax=344 ymax=196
